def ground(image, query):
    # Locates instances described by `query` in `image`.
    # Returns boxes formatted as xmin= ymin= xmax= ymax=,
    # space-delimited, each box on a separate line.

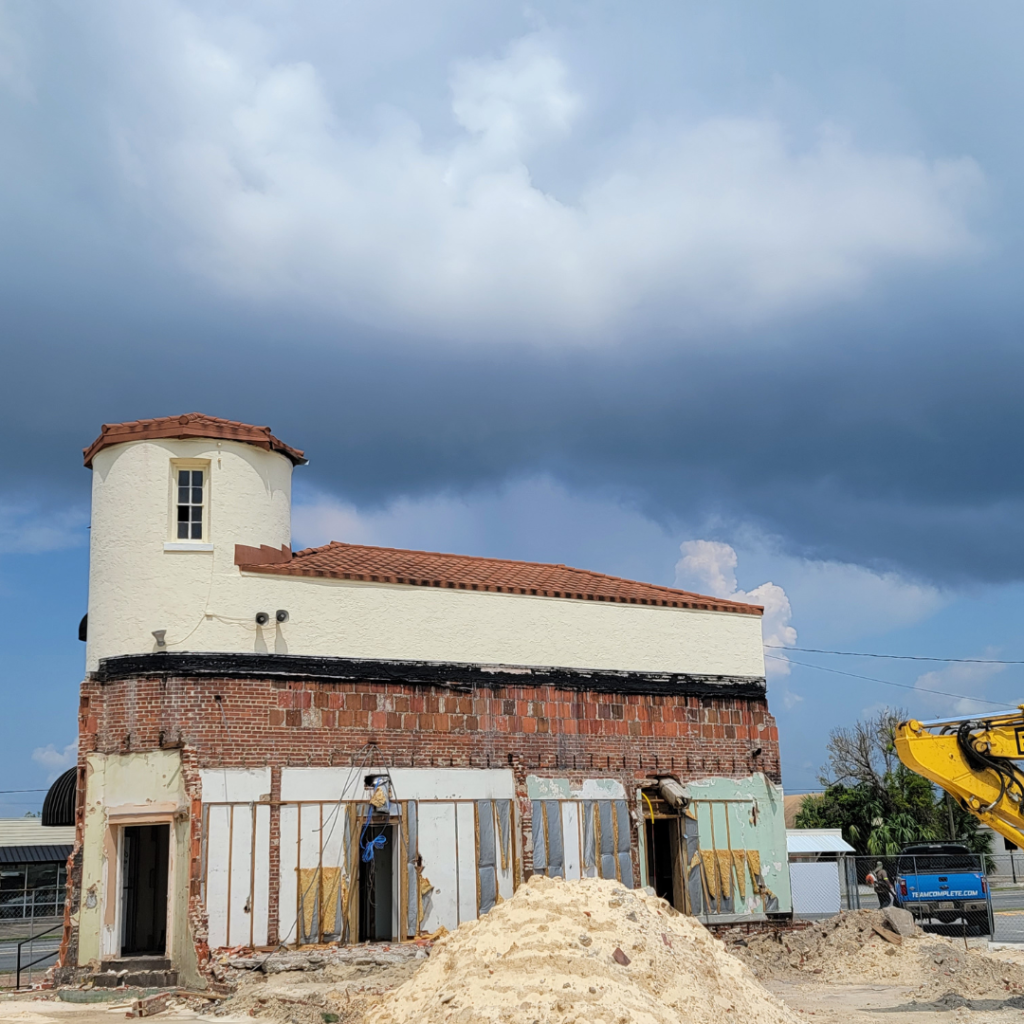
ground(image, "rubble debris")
xmin=128 ymin=992 xmax=173 ymax=1017
xmin=725 ymin=908 xmax=1024 ymax=1000
xmin=882 ymin=905 xmax=917 ymax=938
xmin=221 ymin=943 xmax=427 ymax=976
xmin=871 ymin=924 xmax=902 ymax=945
xmin=368 ymin=874 xmax=798 ymax=1024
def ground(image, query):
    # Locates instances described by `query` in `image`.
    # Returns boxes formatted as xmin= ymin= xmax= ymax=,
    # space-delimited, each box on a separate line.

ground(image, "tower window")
xmin=177 ymin=469 xmax=204 ymax=540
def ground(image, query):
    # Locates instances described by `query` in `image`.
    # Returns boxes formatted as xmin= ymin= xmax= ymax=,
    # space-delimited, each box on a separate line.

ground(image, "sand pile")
xmin=728 ymin=910 xmax=1024 ymax=999
xmin=368 ymin=874 xmax=798 ymax=1024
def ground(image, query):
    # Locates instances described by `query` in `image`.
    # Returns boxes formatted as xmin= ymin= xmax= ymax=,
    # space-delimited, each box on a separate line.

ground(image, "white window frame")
xmin=166 ymin=459 xmax=212 ymax=550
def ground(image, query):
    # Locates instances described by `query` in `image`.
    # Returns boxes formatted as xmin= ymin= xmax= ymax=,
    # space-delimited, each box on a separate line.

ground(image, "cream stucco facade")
xmin=85 ymin=437 xmax=766 ymax=679
xmin=77 ymin=749 xmax=200 ymax=986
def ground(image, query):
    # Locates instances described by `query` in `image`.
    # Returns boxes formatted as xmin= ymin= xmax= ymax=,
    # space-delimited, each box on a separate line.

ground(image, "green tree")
xmin=794 ymin=707 xmax=992 ymax=858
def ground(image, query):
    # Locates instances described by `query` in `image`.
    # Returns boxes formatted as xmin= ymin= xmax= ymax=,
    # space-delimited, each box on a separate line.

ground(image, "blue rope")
xmin=360 ymin=795 xmax=388 ymax=862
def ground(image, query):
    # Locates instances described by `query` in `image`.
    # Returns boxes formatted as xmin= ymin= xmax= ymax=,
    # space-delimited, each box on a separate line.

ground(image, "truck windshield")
xmin=897 ymin=852 xmax=981 ymax=874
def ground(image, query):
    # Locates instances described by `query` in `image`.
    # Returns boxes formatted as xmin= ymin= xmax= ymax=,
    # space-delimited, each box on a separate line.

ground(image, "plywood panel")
xmin=417 ymin=804 xmax=458 ymax=933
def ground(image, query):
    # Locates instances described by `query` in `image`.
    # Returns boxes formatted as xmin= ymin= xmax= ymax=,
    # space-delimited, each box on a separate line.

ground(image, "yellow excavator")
xmin=895 ymin=708 xmax=1024 ymax=850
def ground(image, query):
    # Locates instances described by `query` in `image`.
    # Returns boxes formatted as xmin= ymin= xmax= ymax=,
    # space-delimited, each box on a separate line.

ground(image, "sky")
xmin=3 ymin=0 xmax=1024 ymax=814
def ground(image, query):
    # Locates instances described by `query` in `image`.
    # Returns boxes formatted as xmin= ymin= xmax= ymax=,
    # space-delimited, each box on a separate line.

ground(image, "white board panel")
xmin=456 ymin=803 xmax=478 ymax=923
xmin=281 ymin=767 xmax=515 ymax=802
xmin=252 ymin=805 xmax=270 ymax=946
xmin=790 ymin=862 xmax=841 ymax=916
xmin=417 ymin=804 xmax=459 ymax=933
xmin=204 ymin=805 xmax=230 ymax=949
xmin=205 ymin=804 xmax=262 ymax=949
xmin=200 ymin=768 xmax=271 ymax=803
xmin=226 ymin=805 xmax=255 ymax=948
xmin=278 ymin=805 xmax=299 ymax=945
xmin=561 ymin=803 xmax=581 ymax=881
xmin=281 ymin=767 xmax=372 ymax=802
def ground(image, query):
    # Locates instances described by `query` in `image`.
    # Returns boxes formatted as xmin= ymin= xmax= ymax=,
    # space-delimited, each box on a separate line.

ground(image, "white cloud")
xmin=0 ymin=502 xmax=88 ymax=554
xmin=673 ymin=539 xmax=739 ymax=596
xmin=98 ymin=9 xmax=983 ymax=343
xmin=773 ymin=557 xmax=948 ymax=643
xmin=32 ymin=741 xmax=77 ymax=781
xmin=675 ymin=539 xmax=797 ymax=677
xmin=913 ymin=654 xmax=1007 ymax=716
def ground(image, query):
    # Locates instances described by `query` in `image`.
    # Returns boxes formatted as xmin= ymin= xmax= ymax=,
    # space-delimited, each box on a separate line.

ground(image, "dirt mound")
xmin=727 ymin=910 xmax=1024 ymax=999
xmin=368 ymin=874 xmax=798 ymax=1024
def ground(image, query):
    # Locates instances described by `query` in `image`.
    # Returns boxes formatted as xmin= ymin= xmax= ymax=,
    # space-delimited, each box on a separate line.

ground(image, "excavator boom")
xmin=895 ymin=708 xmax=1024 ymax=850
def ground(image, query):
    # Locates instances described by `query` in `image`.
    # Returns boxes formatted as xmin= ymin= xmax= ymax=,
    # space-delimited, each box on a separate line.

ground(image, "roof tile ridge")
xmin=292 ymin=541 xmax=342 ymax=558
xmin=299 ymin=540 xmax=759 ymax=609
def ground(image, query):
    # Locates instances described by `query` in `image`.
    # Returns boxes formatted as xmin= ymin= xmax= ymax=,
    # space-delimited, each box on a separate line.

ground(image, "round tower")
xmin=82 ymin=413 xmax=305 ymax=672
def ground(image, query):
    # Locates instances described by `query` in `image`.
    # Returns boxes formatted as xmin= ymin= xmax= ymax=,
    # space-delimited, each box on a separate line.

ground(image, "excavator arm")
xmin=895 ymin=708 xmax=1024 ymax=850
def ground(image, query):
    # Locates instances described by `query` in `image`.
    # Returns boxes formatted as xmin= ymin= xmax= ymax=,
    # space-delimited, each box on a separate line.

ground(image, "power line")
xmin=0 ymin=788 xmax=48 ymax=794
xmin=765 ymin=653 xmax=1017 ymax=709
xmin=765 ymin=644 xmax=1024 ymax=665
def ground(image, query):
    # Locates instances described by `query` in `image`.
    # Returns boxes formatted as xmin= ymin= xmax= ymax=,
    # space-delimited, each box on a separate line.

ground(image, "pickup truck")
xmin=895 ymin=842 xmax=994 ymax=935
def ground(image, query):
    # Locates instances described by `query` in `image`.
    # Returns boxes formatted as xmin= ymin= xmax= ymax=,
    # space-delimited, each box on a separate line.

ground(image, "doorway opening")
xmin=120 ymin=824 xmax=169 ymax=956
xmin=645 ymin=817 xmax=675 ymax=903
xmin=358 ymin=823 xmax=394 ymax=942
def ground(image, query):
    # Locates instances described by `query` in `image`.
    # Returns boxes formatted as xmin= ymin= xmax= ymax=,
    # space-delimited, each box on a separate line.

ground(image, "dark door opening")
xmin=358 ymin=823 xmax=394 ymax=942
xmin=121 ymin=824 xmax=169 ymax=956
xmin=645 ymin=817 xmax=676 ymax=904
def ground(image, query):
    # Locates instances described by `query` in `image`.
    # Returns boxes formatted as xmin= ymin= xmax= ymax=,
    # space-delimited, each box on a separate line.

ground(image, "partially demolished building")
xmin=49 ymin=413 xmax=791 ymax=986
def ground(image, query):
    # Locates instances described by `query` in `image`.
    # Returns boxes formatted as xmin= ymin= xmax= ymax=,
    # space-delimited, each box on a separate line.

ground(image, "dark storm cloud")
xmin=2 ymin=0 xmax=1024 ymax=582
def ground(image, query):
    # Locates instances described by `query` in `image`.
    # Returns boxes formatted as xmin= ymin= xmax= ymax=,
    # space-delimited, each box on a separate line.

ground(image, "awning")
xmin=0 ymin=844 xmax=73 ymax=864
xmin=42 ymin=767 xmax=77 ymax=828
xmin=787 ymin=829 xmax=855 ymax=854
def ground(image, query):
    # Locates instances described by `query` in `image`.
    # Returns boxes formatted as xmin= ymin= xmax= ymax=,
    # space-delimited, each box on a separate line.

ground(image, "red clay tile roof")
xmin=242 ymin=541 xmax=763 ymax=615
xmin=83 ymin=413 xmax=306 ymax=467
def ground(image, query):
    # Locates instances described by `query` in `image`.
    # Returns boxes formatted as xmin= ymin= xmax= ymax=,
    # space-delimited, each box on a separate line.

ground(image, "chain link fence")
xmin=0 ymin=884 xmax=65 ymax=989
xmin=789 ymin=852 xmax=1024 ymax=943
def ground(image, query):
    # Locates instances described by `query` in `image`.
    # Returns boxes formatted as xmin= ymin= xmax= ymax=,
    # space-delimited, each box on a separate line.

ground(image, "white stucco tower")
xmin=83 ymin=413 xmax=306 ymax=672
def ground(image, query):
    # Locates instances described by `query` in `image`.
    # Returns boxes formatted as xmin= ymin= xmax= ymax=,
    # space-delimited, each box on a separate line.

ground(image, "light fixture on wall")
xmin=152 ymin=629 xmax=167 ymax=648
xmin=255 ymin=612 xmax=270 ymax=626
xmin=276 ymin=609 xmax=289 ymax=623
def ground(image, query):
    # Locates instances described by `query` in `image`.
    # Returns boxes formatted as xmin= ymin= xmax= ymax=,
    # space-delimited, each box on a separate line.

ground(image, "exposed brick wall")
xmin=76 ymin=672 xmax=778 ymax=965
xmin=79 ymin=675 xmax=780 ymax=784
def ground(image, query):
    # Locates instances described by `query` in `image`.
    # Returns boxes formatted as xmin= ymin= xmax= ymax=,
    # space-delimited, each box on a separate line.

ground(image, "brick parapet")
xmin=79 ymin=674 xmax=780 ymax=784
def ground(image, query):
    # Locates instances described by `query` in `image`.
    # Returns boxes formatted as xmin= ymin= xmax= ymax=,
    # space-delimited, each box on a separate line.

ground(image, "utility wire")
xmin=0 ymin=789 xmax=48 ymax=794
xmin=765 ymin=644 xmax=1024 ymax=665
xmin=765 ymin=653 xmax=1018 ymax=710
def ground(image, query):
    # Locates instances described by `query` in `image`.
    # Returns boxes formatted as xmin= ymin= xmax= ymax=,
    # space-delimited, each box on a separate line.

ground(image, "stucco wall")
xmin=85 ymin=438 xmax=765 ymax=679
xmin=78 ymin=750 xmax=192 ymax=972
xmin=687 ymin=772 xmax=792 ymax=915
xmin=86 ymin=438 xmax=293 ymax=673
